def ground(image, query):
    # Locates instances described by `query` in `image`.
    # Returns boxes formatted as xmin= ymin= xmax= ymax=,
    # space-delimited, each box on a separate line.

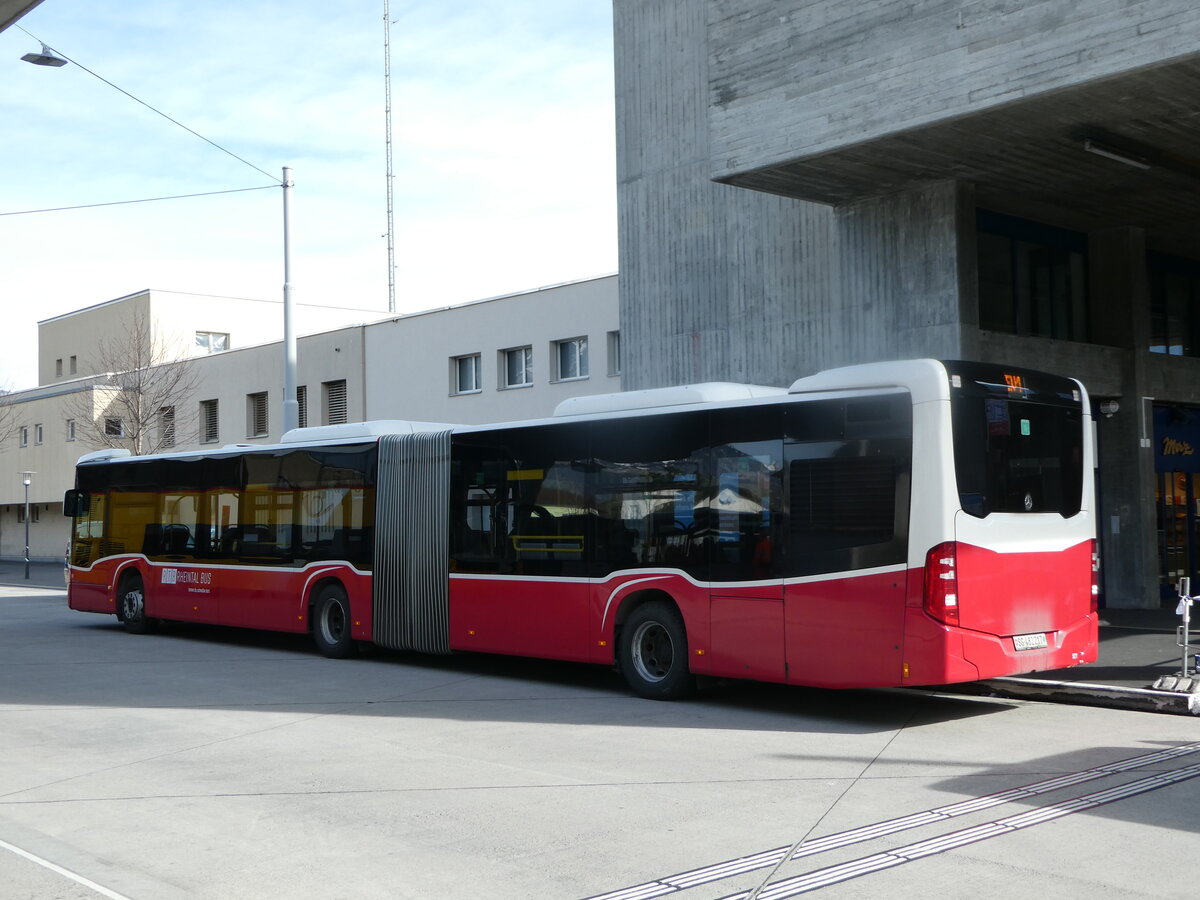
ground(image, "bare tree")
xmin=68 ymin=313 xmax=200 ymax=455
xmin=0 ymin=389 xmax=17 ymax=449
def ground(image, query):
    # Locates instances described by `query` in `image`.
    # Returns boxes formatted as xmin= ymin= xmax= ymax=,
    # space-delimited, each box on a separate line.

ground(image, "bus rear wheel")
xmin=312 ymin=584 xmax=357 ymax=659
xmin=118 ymin=573 xmax=157 ymax=635
xmin=619 ymin=600 xmax=694 ymax=700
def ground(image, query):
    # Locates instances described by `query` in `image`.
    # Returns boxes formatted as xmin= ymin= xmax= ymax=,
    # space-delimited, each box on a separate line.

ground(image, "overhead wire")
xmin=9 ymin=23 xmax=282 ymax=219
xmin=1 ymin=184 xmax=279 ymax=217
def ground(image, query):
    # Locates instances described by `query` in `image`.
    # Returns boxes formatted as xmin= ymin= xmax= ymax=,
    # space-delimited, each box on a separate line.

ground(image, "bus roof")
xmin=553 ymin=382 xmax=787 ymax=417
xmin=76 ymin=360 xmax=1080 ymax=468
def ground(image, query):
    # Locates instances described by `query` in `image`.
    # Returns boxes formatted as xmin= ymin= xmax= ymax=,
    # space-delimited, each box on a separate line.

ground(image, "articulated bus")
xmin=64 ymin=359 xmax=1098 ymax=699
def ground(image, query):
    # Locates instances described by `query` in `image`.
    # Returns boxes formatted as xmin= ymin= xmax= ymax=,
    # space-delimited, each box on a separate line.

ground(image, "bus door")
xmin=780 ymin=397 xmax=911 ymax=688
xmin=706 ymin=422 xmax=786 ymax=684
xmin=145 ymin=489 xmax=226 ymax=624
xmin=450 ymin=426 xmax=593 ymax=662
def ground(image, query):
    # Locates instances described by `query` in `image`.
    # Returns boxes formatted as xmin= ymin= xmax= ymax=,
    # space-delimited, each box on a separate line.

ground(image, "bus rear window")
xmin=952 ymin=394 xmax=1084 ymax=518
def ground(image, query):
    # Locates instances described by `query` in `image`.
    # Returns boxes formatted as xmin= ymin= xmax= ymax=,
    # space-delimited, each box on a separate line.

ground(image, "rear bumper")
xmin=903 ymin=607 xmax=1098 ymax=686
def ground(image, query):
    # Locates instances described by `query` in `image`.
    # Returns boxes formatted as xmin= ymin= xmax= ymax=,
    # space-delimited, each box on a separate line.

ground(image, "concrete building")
xmin=37 ymin=289 xmax=383 ymax=386
xmin=614 ymin=0 xmax=1200 ymax=609
xmin=0 ymin=276 xmax=619 ymax=561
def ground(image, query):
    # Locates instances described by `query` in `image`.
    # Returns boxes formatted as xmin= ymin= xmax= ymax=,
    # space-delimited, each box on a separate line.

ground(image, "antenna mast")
xmin=383 ymin=0 xmax=396 ymax=313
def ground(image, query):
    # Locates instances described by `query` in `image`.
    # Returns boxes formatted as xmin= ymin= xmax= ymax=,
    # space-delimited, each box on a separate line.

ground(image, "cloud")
xmin=0 ymin=0 xmax=617 ymax=389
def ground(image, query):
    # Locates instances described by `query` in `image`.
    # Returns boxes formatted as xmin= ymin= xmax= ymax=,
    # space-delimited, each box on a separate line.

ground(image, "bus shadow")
xmin=54 ymin=619 xmax=1018 ymax=734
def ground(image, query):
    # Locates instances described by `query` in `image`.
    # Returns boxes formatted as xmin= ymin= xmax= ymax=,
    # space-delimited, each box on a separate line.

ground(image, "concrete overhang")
xmin=715 ymin=56 xmax=1200 ymax=238
xmin=0 ymin=0 xmax=45 ymax=33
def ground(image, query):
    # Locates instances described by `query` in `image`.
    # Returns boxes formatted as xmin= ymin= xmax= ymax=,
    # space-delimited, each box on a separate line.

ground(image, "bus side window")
xmin=69 ymin=492 xmax=106 ymax=567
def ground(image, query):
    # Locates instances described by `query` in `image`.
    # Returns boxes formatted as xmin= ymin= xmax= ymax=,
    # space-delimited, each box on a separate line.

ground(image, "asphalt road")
xmin=2 ymin=585 xmax=1198 ymax=900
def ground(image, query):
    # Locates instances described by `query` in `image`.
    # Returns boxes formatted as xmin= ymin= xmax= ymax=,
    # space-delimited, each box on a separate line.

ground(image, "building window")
xmin=34 ymin=424 xmax=43 ymax=445
xmin=554 ymin=336 xmax=589 ymax=381
xmin=66 ymin=419 xmax=76 ymax=442
xmin=200 ymin=399 xmax=219 ymax=444
xmin=17 ymin=505 xmax=39 ymax=524
xmin=977 ymin=210 xmax=1088 ymax=342
xmin=452 ymin=354 xmax=482 ymax=395
xmin=104 ymin=418 xmax=124 ymax=438
xmin=323 ymin=379 xmax=348 ymax=425
xmin=297 ymin=385 xmax=308 ymax=429
xmin=55 ymin=358 xmax=63 ymax=377
xmin=69 ymin=355 xmax=77 ymax=374
xmin=159 ymin=406 xmax=176 ymax=448
xmin=502 ymin=346 xmax=533 ymax=388
xmin=247 ymin=392 xmax=268 ymax=438
xmin=607 ymin=330 xmax=621 ymax=376
xmin=196 ymin=331 xmax=230 ymax=353
xmin=1149 ymin=253 xmax=1200 ymax=357
xmin=19 ymin=426 xmax=28 ymax=448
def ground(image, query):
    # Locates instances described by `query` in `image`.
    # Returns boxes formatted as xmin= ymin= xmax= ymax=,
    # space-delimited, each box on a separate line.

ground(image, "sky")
xmin=0 ymin=1 xmax=617 ymax=391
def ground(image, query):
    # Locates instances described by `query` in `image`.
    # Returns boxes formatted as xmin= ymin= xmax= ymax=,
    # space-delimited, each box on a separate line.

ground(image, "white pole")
xmin=20 ymin=473 xmax=33 ymax=580
xmin=383 ymin=0 xmax=396 ymax=313
xmin=281 ymin=166 xmax=299 ymax=434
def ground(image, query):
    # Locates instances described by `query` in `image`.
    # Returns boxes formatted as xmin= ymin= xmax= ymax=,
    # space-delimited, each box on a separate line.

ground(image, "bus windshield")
xmin=947 ymin=362 xmax=1085 ymax=518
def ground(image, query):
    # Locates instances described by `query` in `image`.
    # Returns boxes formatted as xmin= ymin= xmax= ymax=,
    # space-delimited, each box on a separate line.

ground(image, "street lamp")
xmin=20 ymin=38 xmax=298 ymax=436
xmin=18 ymin=472 xmax=34 ymax=580
xmin=20 ymin=42 xmax=67 ymax=67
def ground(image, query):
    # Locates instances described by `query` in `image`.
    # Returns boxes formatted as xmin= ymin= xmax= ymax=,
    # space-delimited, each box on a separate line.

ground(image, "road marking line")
xmin=582 ymin=740 xmax=1200 ymax=900
xmin=0 ymin=836 xmax=132 ymax=900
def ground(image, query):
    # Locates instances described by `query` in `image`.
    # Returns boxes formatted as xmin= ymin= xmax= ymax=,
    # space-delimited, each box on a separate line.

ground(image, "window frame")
xmin=196 ymin=331 xmax=231 ymax=354
xmin=247 ymin=391 xmax=269 ymax=438
xmin=501 ymin=346 xmax=534 ymax=390
xmin=553 ymin=336 xmax=589 ymax=382
xmin=159 ymin=406 xmax=176 ymax=449
xmin=322 ymin=379 xmax=348 ymax=426
xmin=976 ymin=209 xmax=1089 ymax=342
xmin=452 ymin=354 xmax=483 ymax=395
xmin=200 ymin=399 xmax=220 ymax=444
xmin=607 ymin=330 xmax=621 ymax=377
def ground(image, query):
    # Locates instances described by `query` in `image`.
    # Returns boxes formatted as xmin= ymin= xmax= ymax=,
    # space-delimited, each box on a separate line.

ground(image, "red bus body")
xmin=66 ymin=360 xmax=1098 ymax=696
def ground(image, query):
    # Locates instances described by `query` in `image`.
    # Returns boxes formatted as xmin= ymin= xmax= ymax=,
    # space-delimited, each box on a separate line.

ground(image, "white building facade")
xmin=0 ymin=275 xmax=619 ymax=561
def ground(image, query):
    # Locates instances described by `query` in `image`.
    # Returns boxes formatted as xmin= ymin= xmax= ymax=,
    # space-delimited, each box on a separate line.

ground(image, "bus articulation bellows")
xmin=64 ymin=359 xmax=1098 ymax=699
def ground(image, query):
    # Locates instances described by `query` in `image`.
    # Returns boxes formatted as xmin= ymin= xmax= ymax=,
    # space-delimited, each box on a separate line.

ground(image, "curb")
xmin=946 ymin=676 xmax=1200 ymax=716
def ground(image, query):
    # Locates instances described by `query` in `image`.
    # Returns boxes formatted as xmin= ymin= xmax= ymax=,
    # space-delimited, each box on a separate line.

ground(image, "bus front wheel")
xmin=312 ymin=584 xmax=357 ymax=659
xmin=118 ymin=573 xmax=156 ymax=635
xmin=618 ymin=600 xmax=694 ymax=700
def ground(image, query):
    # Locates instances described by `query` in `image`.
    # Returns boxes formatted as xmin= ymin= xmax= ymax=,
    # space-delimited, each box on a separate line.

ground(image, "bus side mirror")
xmin=63 ymin=490 xmax=89 ymax=517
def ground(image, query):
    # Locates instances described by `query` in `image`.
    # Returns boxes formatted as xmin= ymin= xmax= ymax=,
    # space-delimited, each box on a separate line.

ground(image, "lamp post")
xmin=18 ymin=472 xmax=34 ymax=580
xmin=21 ymin=40 xmax=297 ymax=437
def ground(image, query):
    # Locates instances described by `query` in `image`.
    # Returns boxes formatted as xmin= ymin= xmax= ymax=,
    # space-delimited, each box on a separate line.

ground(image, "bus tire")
xmin=118 ymin=572 xmax=157 ymax=635
xmin=618 ymin=600 xmax=694 ymax=700
xmin=312 ymin=584 xmax=357 ymax=659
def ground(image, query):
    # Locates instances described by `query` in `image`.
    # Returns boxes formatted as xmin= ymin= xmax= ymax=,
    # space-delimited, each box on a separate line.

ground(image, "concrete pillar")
xmin=835 ymin=180 xmax=970 ymax=362
xmin=1089 ymin=227 xmax=1160 ymax=608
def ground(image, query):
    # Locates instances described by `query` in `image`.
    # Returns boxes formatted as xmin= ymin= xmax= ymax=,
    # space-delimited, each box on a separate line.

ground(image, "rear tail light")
xmin=923 ymin=541 xmax=960 ymax=627
xmin=1090 ymin=539 xmax=1100 ymax=614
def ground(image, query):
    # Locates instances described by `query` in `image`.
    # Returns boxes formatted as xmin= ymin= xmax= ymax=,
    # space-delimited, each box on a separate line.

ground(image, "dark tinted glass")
xmin=782 ymin=396 xmax=911 ymax=576
xmin=590 ymin=411 xmax=710 ymax=579
xmin=708 ymin=405 xmax=785 ymax=581
xmin=947 ymin=363 xmax=1084 ymax=518
xmin=450 ymin=424 xmax=591 ymax=577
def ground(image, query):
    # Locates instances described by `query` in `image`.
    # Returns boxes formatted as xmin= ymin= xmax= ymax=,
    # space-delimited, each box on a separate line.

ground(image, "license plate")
xmin=1012 ymin=632 xmax=1049 ymax=651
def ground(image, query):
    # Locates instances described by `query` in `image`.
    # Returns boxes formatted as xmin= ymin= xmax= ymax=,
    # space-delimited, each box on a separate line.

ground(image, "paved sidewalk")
xmin=0 ymin=560 xmax=66 ymax=590
xmin=946 ymin=607 xmax=1200 ymax=716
